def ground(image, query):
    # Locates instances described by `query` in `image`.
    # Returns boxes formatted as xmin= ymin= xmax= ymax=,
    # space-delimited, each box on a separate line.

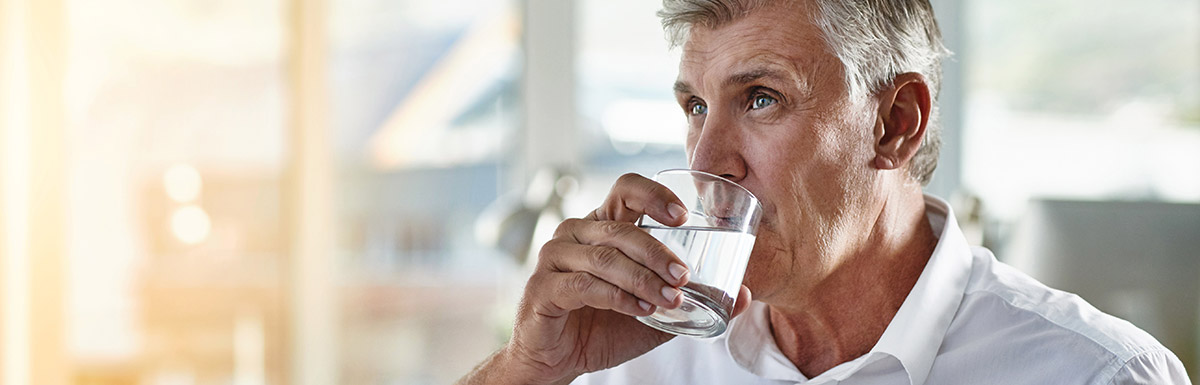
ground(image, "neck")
xmin=767 ymin=189 xmax=936 ymax=377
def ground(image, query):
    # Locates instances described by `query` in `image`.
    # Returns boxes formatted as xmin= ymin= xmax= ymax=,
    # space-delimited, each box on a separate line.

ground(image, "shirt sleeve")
xmin=1107 ymin=349 xmax=1192 ymax=385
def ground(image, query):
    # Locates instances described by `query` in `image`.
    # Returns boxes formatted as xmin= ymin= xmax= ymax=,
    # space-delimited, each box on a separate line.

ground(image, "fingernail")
xmin=669 ymin=263 xmax=688 ymax=282
xmin=661 ymin=286 xmax=679 ymax=303
xmin=668 ymin=203 xmax=687 ymax=220
xmin=638 ymin=300 xmax=652 ymax=312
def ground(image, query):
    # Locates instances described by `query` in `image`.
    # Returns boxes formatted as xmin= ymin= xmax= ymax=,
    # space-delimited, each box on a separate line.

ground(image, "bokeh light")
xmin=170 ymin=205 xmax=211 ymax=245
xmin=163 ymin=164 xmax=202 ymax=203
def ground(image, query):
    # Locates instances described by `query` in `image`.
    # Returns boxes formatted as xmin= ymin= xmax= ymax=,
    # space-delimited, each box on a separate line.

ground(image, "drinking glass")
xmin=636 ymin=169 xmax=762 ymax=338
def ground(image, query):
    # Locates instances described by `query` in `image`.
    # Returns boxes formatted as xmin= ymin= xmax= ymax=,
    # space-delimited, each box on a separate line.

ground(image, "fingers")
xmin=587 ymin=173 xmax=687 ymax=226
xmin=552 ymin=219 xmax=690 ymax=289
xmin=542 ymin=239 xmax=684 ymax=309
xmin=522 ymin=173 xmax=694 ymax=322
xmin=529 ymin=271 xmax=658 ymax=318
xmin=730 ymin=285 xmax=753 ymax=318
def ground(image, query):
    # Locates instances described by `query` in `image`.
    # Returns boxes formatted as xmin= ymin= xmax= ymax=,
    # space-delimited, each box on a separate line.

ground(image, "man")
xmin=459 ymin=0 xmax=1191 ymax=384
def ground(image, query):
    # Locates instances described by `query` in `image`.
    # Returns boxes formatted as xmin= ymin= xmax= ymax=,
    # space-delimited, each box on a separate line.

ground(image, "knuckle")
xmin=553 ymin=218 xmax=581 ymax=239
xmin=535 ymin=239 xmax=560 ymax=266
xmin=563 ymin=272 xmax=594 ymax=294
xmin=639 ymin=236 xmax=664 ymax=255
xmin=589 ymin=246 xmax=621 ymax=270
xmin=631 ymin=270 xmax=659 ymax=293
xmin=523 ymin=272 xmax=548 ymax=297
xmin=617 ymin=173 xmax=661 ymax=198
xmin=600 ymin=220 xmax=632 ymax=237
xmin=605 ymin=285 xmax=626 ymax=304
xmin=615 ymin=172 xmax=643 ymax=186
xmin=521 ymin=280 xmax=563 ymax=316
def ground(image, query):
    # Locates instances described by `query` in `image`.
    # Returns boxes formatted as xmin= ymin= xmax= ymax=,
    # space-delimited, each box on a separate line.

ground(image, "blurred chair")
xmin=1005 ymin=199 xmax=1200 ymax=378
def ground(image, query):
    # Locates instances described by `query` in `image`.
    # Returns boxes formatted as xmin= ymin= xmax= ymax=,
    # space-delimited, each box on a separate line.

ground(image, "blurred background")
xmin=0 ymin=0 xmax=1196 ymax=384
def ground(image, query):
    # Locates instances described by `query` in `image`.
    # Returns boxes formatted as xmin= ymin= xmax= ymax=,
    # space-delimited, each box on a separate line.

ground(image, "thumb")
xmin=729 ymin=285 xmax=753 ymax=318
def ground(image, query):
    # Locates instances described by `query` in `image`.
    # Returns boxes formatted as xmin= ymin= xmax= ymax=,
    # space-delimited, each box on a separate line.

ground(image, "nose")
xmin=688 ymin=109 xmax=747 ymax=183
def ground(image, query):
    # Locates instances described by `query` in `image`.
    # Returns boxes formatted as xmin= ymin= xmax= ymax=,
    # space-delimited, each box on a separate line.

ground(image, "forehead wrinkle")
xmin=680 ymin=15 xmax=824 ymax=97
xmin=724 ymin=67 xmax=785 ymax=88
xmin=727 ymin=53 xmax=813 ymax=95
xmin=680 ymin=54 xmax=812 ymax=97
xmin=688 ymin=5 xmax=826 ymax=89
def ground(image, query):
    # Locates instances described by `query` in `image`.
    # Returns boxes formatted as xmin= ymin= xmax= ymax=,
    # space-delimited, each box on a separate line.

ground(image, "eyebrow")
xmin=725 ymin=68 xmax=787 ymax=88
xmin=673 ymin=68 xmax=790 ymax=96
xmin=673 ymin=80 xmax=693 ymax=95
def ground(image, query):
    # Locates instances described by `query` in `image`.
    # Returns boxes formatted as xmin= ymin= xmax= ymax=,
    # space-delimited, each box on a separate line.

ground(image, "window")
xmin=329 ymin=0 xmax=520 ymax=383
xmin=963 ymin=0 xmax=1200 ymax=219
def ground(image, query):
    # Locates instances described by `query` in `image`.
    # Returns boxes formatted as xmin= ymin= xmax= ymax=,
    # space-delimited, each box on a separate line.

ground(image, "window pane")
xmin=574 ymin=0 xmax=689 ymax=216
xmin=65 ymin=0 xmax=286 ymax=383
xmin=328 ymin=0 xmax=520 ymax=383
xmin=964 ymin=0 xmax=1200 ymax=218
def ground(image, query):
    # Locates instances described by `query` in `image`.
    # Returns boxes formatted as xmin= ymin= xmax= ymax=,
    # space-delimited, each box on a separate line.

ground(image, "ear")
xmin=872 ymin=73 xmax=932 ymax=171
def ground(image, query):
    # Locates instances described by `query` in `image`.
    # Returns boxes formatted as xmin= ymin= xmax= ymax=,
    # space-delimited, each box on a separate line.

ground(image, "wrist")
xmin=459 ymin=344 xmax=577 ymax=385
xmin=496 ymin=344 xmax=579 ymax=385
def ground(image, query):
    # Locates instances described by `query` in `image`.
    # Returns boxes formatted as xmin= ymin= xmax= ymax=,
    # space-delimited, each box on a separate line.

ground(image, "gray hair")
xmin=659 ymin=0 xmax=950 ymax=186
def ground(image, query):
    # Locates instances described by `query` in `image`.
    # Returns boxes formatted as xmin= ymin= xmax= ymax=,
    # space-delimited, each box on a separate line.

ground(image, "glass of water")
xmin=636 ymin=169 xmax=762 ymax=338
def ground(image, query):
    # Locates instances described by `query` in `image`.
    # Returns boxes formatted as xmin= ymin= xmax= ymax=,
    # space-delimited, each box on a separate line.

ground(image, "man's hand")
xmin=458 ymin=173 xmax=753 ymax=385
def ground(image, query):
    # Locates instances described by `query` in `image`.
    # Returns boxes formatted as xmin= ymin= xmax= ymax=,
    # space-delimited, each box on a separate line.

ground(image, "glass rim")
xmin=654 ymin=168 xmax=762 ymax=207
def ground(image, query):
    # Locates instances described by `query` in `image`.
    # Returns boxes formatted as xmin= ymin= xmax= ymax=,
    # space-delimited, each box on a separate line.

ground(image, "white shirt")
xmin=574 ymin=195 xmax=1191 ymax=385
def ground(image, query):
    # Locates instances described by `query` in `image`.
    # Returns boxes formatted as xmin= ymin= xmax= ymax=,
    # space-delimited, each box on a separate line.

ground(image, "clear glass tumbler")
xmin=635 ymin=169 xmax=762 ymax=338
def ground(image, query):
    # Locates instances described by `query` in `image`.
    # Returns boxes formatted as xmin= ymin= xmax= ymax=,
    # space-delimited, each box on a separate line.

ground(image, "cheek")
xmin=758 ymin=121 xmax=869 ymax=209
xmin=744 ymin=122 xmax=827 ymax=183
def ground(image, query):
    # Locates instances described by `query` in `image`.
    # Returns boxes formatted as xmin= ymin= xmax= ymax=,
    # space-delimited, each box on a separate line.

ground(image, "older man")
xmin=459 ymin=0 xmax=1190 ymax=384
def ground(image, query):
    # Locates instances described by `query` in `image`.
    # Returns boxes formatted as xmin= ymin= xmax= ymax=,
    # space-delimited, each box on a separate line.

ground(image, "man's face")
xmin=675 ymin=3 xmax=879 ymax=302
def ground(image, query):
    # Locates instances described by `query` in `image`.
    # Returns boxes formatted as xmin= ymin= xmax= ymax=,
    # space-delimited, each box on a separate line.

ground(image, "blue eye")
xmin=690 ymin=103 xmax=708 ymax=115
xmin=751 ymin=94 xmax=777 ymax=110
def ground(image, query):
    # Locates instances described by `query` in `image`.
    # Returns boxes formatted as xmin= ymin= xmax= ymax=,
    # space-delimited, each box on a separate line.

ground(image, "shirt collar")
xmin=724 ymin=194 xmax=974 ymax=385
xmin=725 ymin=302 xmax=808 ymax=382
xmin=869 ymin=194 xmax=973 ymax=385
